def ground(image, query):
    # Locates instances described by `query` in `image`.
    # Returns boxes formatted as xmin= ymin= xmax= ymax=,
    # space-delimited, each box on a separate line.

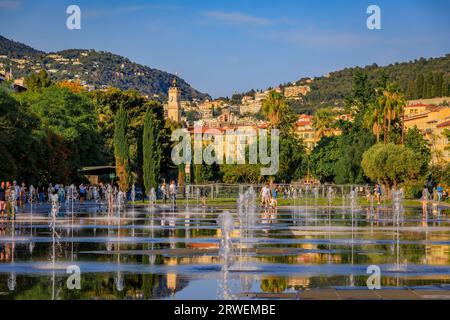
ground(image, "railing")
xmin=168 ymin=183 xmax=380 ymax=200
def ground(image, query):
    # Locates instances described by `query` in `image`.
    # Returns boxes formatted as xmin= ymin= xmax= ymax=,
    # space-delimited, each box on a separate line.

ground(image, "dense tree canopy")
xmin=0 ymin=83 xmax=106 ymax=184
xmin=362 ymin=143 xmax=421 ymax=189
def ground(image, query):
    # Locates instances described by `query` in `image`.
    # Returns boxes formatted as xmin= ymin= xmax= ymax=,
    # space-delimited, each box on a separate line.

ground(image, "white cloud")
xmin=258 ymin=28 xmax=371 ymax=50
xmin=84 ymin=4 xmax=181 ymax=19
xmin=0 ymin=0 xmax=21 ymax=10
xmin=202 ymin=10 xmax=272 ymax=26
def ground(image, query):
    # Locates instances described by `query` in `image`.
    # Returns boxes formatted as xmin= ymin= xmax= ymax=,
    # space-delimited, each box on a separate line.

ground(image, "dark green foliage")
xmin=143 ymin=109 xmax=162 ymax=194
xmin=310 ymin=136 xmax=340 ymax=183
xmin=0 ymin=88 xmax=40 ymax=182
xmin=0 ymin=35 xmax=44 ymax=57
xmin=404 ymin=127 xmax=431 ymax=175
xmin=415 ymin=74 xmax=425 ymax=98
xmin=194 ymin=162 xmax=220 ymax=183
xmin=114 ymin=105 xmax=130 ymax=191
xmin=24 ymin=70 xmax=52 ymax=92
xmin=276 ymin=132 xmax=308 ymax=182
xmin=114 ymin=105 xmax=129 ymax=161
xmin=334 ymin=126 xmax=375 ymax=184
xmin=90 ymin=88 xmax=165 ymax=174
xmin=185 ymin=110 xmax=201 ymax=122
xmin=361 ymin=143 xmax=421 ymax=188
xmin=3 ymin=85 xmax=106 ymax=183
xmin=281 ymin=55 xmax=450 ymax=114
xmin=311 ymin=71 xmax=377 ymax=184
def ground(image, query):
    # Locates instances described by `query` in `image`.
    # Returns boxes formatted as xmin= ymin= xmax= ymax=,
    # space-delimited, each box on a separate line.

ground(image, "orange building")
xmin=404 ymin=104 xmax=450 ymax=163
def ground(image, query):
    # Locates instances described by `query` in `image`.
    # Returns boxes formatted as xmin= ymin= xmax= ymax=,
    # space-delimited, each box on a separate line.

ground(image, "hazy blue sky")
xmin=1 ymin=0 xmax=449 ymax=97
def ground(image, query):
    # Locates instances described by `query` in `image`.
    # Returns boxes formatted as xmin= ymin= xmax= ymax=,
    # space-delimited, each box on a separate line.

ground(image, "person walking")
xmin=160 ymin=181 xmax=168 ymax=204
xmin=437 ymin=185 xmax=443 ymax=202
xmin=106 ymin=183 xmax=114 ymax=209
xmin=169 ymin=180 xmax=177 ymax=205
xmin=5 ymin=182 xmax=13 ymax=219
xmin=79 ymin=183 xmax=87 ymax=204
xmin=261 ymin=182 xmax=271 ymax=209
xmin=200 ymin=187 xmax=208 ymax=206
xmin=38 ymin=184 xmax=46 ymax=203
xmin=374 ymin=184 xmax=381 ymax=205
xmin=58 ymin=184 xmax=65 ymax=203
xmin=47 ymin=183 xmax=54 ymax=202
xmin=0 ymin=182 xmax=6 ymax=218
xmin=12 ymin=181 xmax=20 ymax=212
xmin=19 ymin=182 xmax=27 ymax=211
xmin=270 ymin=184 xmax=279 ymax=213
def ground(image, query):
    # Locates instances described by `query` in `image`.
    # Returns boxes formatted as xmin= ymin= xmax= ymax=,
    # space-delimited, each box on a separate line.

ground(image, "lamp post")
xmin=109 ymin=173 xmax=116 ymax=185
xmin=185 ymin=162 xmax=191 ymax=184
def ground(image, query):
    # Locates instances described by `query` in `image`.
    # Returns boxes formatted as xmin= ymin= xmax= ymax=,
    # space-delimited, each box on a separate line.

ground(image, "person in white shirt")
xmin=160 ymin=181 xmax=168 ymax=204
xmin=260 ymin=182 xmax=271 ymax=208
xmin=169 ymin=180 xmax=177 ymax=204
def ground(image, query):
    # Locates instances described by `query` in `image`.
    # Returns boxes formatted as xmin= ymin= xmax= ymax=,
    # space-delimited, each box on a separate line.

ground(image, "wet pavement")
xmin=0 ymin=199 xmax=449 ymax=300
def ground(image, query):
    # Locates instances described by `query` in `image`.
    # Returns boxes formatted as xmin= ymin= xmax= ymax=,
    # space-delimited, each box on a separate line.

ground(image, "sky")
xmin=0 ymin=0 xmax=449 ymax=97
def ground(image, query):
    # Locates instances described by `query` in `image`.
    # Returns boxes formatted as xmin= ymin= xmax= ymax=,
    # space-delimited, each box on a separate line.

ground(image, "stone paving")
xmin=241 ymin=286 xmax=450 ymax=300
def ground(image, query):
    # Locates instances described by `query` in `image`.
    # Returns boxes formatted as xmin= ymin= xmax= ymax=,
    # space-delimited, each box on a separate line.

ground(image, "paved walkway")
xmin=241 ymin=285 xmax=450 ymax=300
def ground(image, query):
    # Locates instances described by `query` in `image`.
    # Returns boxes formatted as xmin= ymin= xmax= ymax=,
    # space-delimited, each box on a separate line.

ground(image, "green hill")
xmin=290 ymin=54 xmax=450 ymax=113
xmin=0 ymin=35 xmax=209 ymax=100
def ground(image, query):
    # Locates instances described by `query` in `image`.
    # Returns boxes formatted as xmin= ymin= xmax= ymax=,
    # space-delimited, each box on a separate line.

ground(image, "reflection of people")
xmin=5 ymin=182 xmax=13 ymax=219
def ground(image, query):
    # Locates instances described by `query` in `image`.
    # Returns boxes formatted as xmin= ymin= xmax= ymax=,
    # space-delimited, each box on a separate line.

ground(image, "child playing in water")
xmin=260 ymin=183 xmax=271 ymax=209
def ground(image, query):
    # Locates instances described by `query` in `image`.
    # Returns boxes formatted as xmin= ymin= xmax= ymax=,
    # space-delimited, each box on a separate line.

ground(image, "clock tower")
xmin=167 ymin=78 xmax=181 ymax=122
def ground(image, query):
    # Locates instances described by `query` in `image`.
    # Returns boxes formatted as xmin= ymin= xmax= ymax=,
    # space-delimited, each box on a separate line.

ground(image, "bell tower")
xmin=167 ymin=78 xmax=181 ymax=122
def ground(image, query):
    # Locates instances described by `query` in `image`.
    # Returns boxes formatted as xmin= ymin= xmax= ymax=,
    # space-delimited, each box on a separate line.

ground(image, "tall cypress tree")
xmin=435 ymin=73 xmax=444 ymax=97
xmin=114 ymin=105 xmax=130 ymax=192
xmin=406 ymin=80 xmax=415 ymax=99
xmin=424 ymin=72 xmax=434 ymax=98
xmin=143 ymin=109 xmax=161 ymax=195
xmin=415 ymin=74 xmax=424 ymax=99
xmin=443 ymin=80 xmax=449 ymax=97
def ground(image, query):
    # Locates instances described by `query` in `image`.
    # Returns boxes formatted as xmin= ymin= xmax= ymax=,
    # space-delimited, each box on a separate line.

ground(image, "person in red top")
xmin=0 ymin=181 xmax=6 ymax=218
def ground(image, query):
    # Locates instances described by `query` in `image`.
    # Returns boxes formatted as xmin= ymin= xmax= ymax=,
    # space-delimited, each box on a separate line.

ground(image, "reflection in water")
xmin=0 ymin=195 xmax=449 ymax=299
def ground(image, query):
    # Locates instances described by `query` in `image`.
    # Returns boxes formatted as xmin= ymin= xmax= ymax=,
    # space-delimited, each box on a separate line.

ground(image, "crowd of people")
xmin=1 ymin=177 xmax=448 ymax=219
xmin=0 ymin=181 xmax=27 ymax=218
xmin=159 ymin=180 xmax=178 ymax=204
xmin=0 ymin=180 xmax=125 ymax=218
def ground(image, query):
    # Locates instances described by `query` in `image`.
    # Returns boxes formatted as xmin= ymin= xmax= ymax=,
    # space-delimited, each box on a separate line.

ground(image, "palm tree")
xmin=377 ymin=83 xmax=406 ymax=143
xmin=312 ymin=108 xmax=336 ymax=139
xmin=261 ymin=90 xmax=288 ymax=128
xmin=363 ymin=102 xmax=383 ymax=142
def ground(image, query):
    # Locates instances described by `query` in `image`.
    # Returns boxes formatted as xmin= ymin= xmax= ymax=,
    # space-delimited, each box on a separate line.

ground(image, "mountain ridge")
xmin=0 ymin=35 xmax=210 ymax=100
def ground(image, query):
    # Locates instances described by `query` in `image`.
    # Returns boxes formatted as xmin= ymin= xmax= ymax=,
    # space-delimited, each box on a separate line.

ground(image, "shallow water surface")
xmin=0 ymin=201 xmax=449 ymax=299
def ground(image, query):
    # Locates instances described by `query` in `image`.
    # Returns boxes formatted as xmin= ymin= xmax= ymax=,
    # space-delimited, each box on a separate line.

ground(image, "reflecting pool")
xmin=0 ymin=199 xmax=449 ymax=299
